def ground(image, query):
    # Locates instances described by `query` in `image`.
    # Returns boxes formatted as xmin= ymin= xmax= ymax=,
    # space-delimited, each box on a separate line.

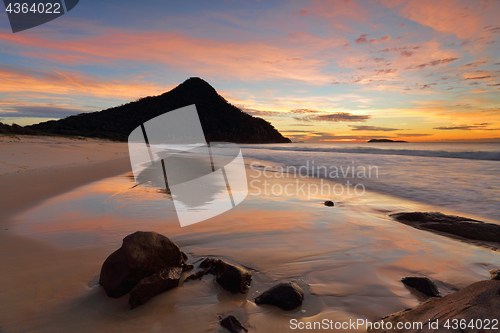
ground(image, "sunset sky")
xmin=0 ymin=0 xmax=499 ymax=142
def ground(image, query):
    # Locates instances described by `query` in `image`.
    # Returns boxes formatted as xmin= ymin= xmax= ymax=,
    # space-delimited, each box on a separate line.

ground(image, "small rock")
xmin=197 ymin=258 xmax=252 ymax=294
xmin=182 ymin=252 xmax=188 ymax=261
xmin=99 ymin=231 xmax=185 ymax=298
xmin=220 ymin=315 xmax=248 ymax=333
xmin=489 ymin=269 xmax=500 ymax=280
xmin=324 ymin=200 xmax=334 ymax=207
xmin=401 ymin=277 xmax=440 ymax=298
xmin=255 ymin=281 xmax=304 ymax=311
xmin=129 ymin=267 xmax=182 ymax=309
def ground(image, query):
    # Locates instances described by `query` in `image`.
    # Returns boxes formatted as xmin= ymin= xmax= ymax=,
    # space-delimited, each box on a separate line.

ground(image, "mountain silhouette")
xmin=24 ymin=77 xmax=290 ymax=143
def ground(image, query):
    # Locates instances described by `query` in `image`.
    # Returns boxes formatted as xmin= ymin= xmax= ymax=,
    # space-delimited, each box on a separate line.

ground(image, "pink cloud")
xmin=355 ymin=34 xmax=392 ymax=44
xmin=380 ymin=0 xmax=500 ymax=39
xmin=303 ymin=0 xmax=369 ymax=22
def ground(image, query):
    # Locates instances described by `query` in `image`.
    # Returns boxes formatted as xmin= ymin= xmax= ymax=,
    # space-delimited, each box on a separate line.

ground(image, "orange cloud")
xmin=0 ymin=31 xmax=343 ymax=84
xmin=0 ymin=66 xmax=167 ymax=100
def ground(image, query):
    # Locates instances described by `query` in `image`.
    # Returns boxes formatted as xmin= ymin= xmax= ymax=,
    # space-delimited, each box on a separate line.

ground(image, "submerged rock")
xmin=390 ymin=212 xmax=500 ymax=245
xmin=99 ymin=231 xmax=185 ymax=298
xmin=401 ymin=277 xmax=440 ymax=298
xmin=324 ymin=201 xmax=334 ymax=207
xmin=255 ymin=281 xmax=304 ymax=311
xmin=490 ymin=269 xmax=500 ymax=280
xmin=129 ymin=267 xmax=182 ymax=309
xmin=220 ymin=315 xmax=248 ymax=333
xmin=368 ymin=280 xmax=500 ymax=333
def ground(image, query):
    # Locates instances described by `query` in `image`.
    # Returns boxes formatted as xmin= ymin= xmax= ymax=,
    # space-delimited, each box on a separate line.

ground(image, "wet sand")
xmin=1 ymin=137 xmax=499 ymax=333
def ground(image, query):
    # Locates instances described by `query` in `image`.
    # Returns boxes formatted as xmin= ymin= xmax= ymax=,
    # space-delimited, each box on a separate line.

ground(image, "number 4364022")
xmin=5 ymin=2 xmax=62 ymax=14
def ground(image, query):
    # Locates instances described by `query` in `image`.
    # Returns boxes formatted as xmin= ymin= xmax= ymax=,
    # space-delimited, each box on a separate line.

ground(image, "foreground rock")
xmin=368 ymin=280 xmax=500 ymax=333
xmin=390 ymin=212 xmax=500 ymax=245
xmin=129 ymin=267 xmax=182 ymax=309
xmin=220 ymin=315 xmax=248 ymax=333
xmin=401 ymin=277 xmax=440 ymax=298
xmin=324 ymin=201 xmax=334 ymax=207
xmin=255 ymin=282 xmax=304 ymax=311
xmin=99 ymin=231 xmax=185 ymax=298
xmin=186 ymin=258 xmax=252 ymax=294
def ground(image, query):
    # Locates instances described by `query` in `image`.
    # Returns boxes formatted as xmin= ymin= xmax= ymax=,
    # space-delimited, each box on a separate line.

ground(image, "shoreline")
xmin=0 ymin=135 xmax=130 ymax=222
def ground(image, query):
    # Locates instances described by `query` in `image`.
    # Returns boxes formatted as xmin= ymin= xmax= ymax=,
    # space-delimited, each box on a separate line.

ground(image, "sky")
xmin=0 ymin=0 xmax=499 ymax=142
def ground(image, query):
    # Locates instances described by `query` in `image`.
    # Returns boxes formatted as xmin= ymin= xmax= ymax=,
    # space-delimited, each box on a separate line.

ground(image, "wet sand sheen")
xmin=2 ymin=158 xmax=499 ymax=332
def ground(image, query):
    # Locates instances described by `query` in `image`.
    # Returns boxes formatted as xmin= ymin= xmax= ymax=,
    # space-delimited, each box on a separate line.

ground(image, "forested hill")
xmin=25 ymin=77 xmax=291 ymax=143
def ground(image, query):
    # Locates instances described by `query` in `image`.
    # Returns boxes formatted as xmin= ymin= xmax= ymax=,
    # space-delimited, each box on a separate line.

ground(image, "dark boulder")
xmin=255 ymin=281 xmax=304 ymax=311
xmin=220 ymin=315 xmax=248 ymax=333
xmin=99 ymin=231 xmax=185 ymax=298
xmin=186 ymin=258 xmax=252 ymax=294
xmin=324 ymin=201 xmax=334 ymax=207
xmin=401 ymin=277 xmax=440 ymax=298
xmin=390 ymin=212 xmax=500 ymax=245
xmin=129 ymin=267 xmax=182 ymax=309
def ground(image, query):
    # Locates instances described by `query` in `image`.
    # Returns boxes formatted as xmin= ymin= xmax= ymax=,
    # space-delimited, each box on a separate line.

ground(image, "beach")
xmin=0 ymin=137 xmax=499 ymax=333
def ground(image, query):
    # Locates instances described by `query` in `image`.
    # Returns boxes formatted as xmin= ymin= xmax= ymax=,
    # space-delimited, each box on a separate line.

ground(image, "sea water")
xmin=238 ymin=142 xmax=500 ymax=221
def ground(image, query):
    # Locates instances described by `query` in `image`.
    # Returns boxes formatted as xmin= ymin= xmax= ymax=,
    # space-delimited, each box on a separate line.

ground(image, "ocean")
xmin=238 ymin=142 xmax=500 ymax=222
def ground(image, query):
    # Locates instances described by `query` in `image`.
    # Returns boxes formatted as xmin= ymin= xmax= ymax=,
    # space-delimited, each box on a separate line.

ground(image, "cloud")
xmin=355 ymin=34 xmax=392 ymax=44
xmin=380 ymin=0 xmax=500 ymax=39
xmin=465 ymin=76 xmax=492 ymax=80
xmin=0 ymin=30 xmax=343 ymax=85
xmin=240 ymin=107 xmax=288 ymax=117
xmin=434 ymin=123 xmax=491 ymax=130
xmin=408 ymin=57 xmax=459 ymax=70
xmin=396 ymin=133 xmax=432 ymax=137
xmin=305 ymin=0 xmax=369 ymax=22
xmin=0 ymin=105 xmax=86 ymax=118
xmin=299 ymin=112 xmax=371 ymax=122
xmin=318 ymin=135 xmax=392 ymax=141
xmin=0 ymin=65 xmax=167 ymax=100
xmin=290 ymin=108 xmax=323 ymax=114
xmin=349 ymin=125 xmax=400 ymax=131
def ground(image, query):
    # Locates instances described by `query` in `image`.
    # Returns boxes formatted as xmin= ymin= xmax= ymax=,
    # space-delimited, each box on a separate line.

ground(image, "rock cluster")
xmin=99 ymin=231 xmax=305 ymax=317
